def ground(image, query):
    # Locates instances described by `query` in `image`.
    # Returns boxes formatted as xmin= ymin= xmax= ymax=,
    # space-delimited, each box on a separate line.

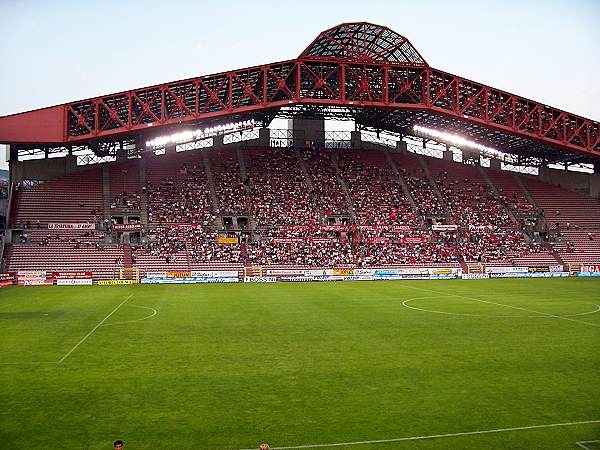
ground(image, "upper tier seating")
xmin=147 ymin=153 xmax=214 ymax=225
xmin=110 ymin=159 xmax=141 ymax=210
xmin=14 ymin=168 xmax=103 ymax=225
xmin=520 ymin=176 xmax=600 ymax=229
xmin=245 ymin=147 xmax=320 ymax=227
xmin=210 ymin=148 xmax=248 ymax=215
xmin=301 ymin=147 xmax=349 ymax=216
xmin=6 ymin=145 xmax=598 ymax=272
xmin=337 ymin=150 xmax=419 ymax=226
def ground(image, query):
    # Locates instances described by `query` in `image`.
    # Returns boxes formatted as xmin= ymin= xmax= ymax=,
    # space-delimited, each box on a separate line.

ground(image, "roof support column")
xmin=291 ymin=118 xmax=324 ymax=148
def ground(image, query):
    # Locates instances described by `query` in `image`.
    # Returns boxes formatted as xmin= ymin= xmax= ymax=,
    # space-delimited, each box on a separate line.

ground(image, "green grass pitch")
xmin=1 ymin=278 xmax=599 ymax=449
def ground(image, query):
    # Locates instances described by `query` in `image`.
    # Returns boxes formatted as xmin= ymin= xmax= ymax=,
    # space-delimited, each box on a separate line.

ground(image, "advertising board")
xmin=243 ymin=277 xmax=277 ymax=283
xmin=166 ymin=271 xmax=191 ymax=278
xmin=48 ymin=223 xmax=95 ymax=230
xmin=190 ymin=270 xmax=239 ymax=278
xmin=140 ymin=277 xmax=239 ymax=284
xmin=461 ymin=273 xmax=490 ymax=279
xmin=51 ymin=271 xmax=92 ymax=279
xmin=56 ymin=279 xmax=93 ymax=286
xmin=97 ymin=280 xmax=135 ymax=285
xmin=485 ymin=266 xmax=528 ymax=274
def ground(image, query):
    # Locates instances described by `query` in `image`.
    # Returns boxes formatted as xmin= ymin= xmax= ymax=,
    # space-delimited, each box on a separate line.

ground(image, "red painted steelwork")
xmin=0 ymin=23 xmax=598 ymax=158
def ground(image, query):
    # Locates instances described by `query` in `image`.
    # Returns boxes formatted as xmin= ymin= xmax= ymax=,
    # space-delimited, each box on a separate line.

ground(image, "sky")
xmin=0 ymin=0 xmax=599 ymax=170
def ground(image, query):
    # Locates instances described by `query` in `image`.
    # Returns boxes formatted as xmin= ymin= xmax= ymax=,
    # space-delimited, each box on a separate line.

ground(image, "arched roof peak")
xmin=299 ymin=22 xmax=428 ymax=67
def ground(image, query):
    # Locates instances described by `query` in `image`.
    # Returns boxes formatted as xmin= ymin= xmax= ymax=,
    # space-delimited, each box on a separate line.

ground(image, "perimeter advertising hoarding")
xmin=265 ymin=269 xmax=307 ymax=276
xmin=527 ymin=266 xmax=550 ymax=273
xmin=166 ymin=271 xmax=191 ymax=278
xmin=56 ymin=279 xmax=93 ymax=286
xmin=485 ymin=267 xmax=528 ymax=274
xmin=462 ymin=273 xmax=490 ymax=279
xmin=489 ymin=272 xmax=570 ymax=279
xmin=97 ymin=280 xmax=135 ymax=285
xmin=190 ymin=270 xmax=239 ymax=278
xmin=333 ymin=269 xmax=354 ymax=276
xmin=17 ymin=279 xmax=54 ymax=286
xmin=146 ymin=272 xmax=167 ymax=278
xmin=140 ymin=277 xmax=239 ymax=284
xmin=243 ymin=277 xmax=277 ymax=283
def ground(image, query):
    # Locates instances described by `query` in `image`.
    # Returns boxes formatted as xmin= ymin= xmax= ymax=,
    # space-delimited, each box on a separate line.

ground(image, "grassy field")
xmin=1 ymin=278 xmax=599 ymax=449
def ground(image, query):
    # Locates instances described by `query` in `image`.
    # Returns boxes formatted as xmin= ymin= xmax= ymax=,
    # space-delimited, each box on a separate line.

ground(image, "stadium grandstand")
xmin=0 ymin=22 xmax=599 ymax=281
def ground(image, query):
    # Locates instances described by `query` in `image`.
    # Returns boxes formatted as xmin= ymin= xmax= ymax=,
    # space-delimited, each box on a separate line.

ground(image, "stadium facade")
xmin=0 ymin=23 xmax=599 ymax=283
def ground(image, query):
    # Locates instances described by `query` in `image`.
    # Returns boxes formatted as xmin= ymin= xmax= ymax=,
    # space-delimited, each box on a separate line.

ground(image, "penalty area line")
xmin=57 ymin=294 xmax=133 ymax=364
xmin=402 ymin=284 xmax=600 ymax=329
xmin=238 ymin=419 xmax=600 ymax=450
xmin=577 ymin=440 xmax=600 ymax=450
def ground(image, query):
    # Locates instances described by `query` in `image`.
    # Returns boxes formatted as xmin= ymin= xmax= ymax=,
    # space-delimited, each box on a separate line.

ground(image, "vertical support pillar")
xmin=291 ymin=118 xmax=324 ymax=148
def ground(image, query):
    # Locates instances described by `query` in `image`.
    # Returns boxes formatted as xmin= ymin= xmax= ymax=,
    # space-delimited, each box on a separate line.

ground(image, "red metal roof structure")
xmin=0 ymin=22 xmax=598 ymax=164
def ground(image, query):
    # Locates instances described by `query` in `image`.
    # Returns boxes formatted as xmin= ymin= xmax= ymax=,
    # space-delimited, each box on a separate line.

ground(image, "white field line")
xmin=57 ymin=294 xmax=133 ymax=364
xmin=101 ymin=305 xmax=157 ymax=327
xmin=402 ymin=284 xmax=600 ymax=329
xmin=0 ymin=361 xmax=58 ymax=365
xmin=577 ymin=440 xmax=600 ymax=450
xmin=236 ymin=419 xmax=600 ymax=450
xmin=401 ymin=297 xmax=600 ymax=318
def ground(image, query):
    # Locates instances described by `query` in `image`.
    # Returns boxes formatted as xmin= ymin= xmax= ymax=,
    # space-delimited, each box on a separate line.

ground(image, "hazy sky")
xmin=0 ymin=0 xmax=599 ymax=169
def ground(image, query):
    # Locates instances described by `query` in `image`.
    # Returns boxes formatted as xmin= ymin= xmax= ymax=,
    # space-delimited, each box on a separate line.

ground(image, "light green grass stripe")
xmin=244 ymin=419 xmax=600 ymax=449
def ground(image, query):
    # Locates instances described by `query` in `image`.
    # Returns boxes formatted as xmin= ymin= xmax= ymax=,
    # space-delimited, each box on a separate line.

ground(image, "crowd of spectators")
xmin=245 ymin=148 xmax=323 ymax=227
xmin=147 ymin=164 xmax=215 ymax=225
xmin=336 ymin=151 xmax=421 ymax=226
xmin=401 ymin=168 xmax=446 ymax=216
xmin=301 ymin=148 xmax=349 ymax=217
xmin=111 ymin=191 xmax=140 ymax=210
xmin=212 ymin=151 xmax=249 ymax=215
xmin=131 ymin=227 xmax=186 ymax=264
xmin=246 ymin=239 xmax=353 ymax=266
xmin=434 ymin=171 xmax=512 ymax=228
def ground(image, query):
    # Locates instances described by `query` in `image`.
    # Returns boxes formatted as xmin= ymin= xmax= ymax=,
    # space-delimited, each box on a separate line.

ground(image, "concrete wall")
xmin=535 ymin=166 xmax=600 ymax=199
xmin=290 ymin=118 xmax=324 ymax=146
xmin=10 ymin=155 xmax=80 ymax=185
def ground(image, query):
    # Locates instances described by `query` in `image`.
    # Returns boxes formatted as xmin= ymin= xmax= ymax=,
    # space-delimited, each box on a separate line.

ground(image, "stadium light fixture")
xmin=412 ymin=124 xmax=507 ymax=161
xmin=146 ymin=119 xmax=255 ymax=149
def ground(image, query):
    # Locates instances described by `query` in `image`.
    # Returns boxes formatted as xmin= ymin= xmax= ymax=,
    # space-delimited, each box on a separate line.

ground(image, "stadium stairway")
xmin=293 ymin=146 xmax=316 ymax=191
xmin=330 ymin=152 xmax=355 ymax=218
xmin=515 ymin=174 xmax=538 ymax=207
xmin=201 ymin=150 xmax=221 ymax=213
xmin=382 ymin=149 xmax=420 ymax=215
xmin=236 ymin=147 xmax=248 ymax=182
xmin=102 ymin=166 xmax=111 ymax=218
xmin=123 ymin=244 xmax=133 ymax=268
xmin=139 ymin=159 xmax=149 ymax=224
xmin=417 ymin=155 xmax=446 ymax=208
xmin=478 ymin=165 xmax=519 ymax=226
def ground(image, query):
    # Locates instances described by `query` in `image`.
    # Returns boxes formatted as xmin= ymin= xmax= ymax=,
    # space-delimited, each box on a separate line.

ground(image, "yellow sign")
xmin=167 ymin=271 xmax=191 ymax=278
xmin=218 ymin=237 xmax=239 ymax=244
xmin=97 ymin=279 xmax=135 ymax=285
xmin=333 ymin=269 xmax=354 ymax=276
